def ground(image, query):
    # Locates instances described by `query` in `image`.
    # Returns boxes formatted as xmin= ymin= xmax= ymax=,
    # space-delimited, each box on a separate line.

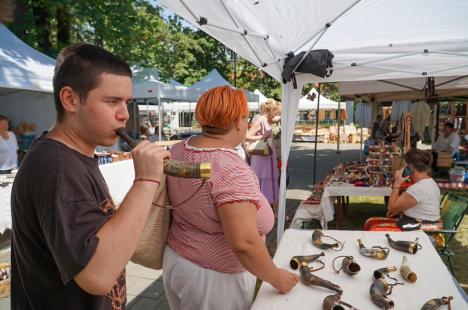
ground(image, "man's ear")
xmin=59 ymin=86 xmax=80 ymax=113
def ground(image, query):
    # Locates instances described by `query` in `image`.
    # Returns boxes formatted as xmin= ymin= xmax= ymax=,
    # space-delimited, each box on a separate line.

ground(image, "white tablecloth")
xmin=98 ymin=159 xmax=134 ymax=205
xmin=0 ymin=160 xmax=135 ymax=233
xmin=252 ymin=229 xmax=466 ymax=310
xmin=321 ymin=184 xmax=392 ymax=223
xmin=291 ymin=202 xmax=324 ymax=229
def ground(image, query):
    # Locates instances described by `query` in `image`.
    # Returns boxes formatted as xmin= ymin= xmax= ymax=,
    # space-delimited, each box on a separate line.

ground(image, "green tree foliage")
xmin=303 ymin=83 xmax=340 ymax=101
xmin=5 ymin=0 xmax=337 ymax=102
xmin=226 ymin=55 xmax=281 ymax=100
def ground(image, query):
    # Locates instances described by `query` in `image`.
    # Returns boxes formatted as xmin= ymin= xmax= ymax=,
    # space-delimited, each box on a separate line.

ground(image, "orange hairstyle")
xmin=195 ymin=86 xmax=248 ymax=129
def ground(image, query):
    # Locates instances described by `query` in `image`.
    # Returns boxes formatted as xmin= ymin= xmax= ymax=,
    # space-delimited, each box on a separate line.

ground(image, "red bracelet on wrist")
xmin=134 ymin=178 xmax=161 ymax=186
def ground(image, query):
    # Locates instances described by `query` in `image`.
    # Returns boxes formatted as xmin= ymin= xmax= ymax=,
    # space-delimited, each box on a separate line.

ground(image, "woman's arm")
xmin=387 ymin=190 xmax=417 ymax=217
xmin=246 ymin=119 xmax=267 ymax=142
xmin=387 ymin=167 xmax=417 ymax=217
xmin=218 ymin=202 xmax=299 ymax=293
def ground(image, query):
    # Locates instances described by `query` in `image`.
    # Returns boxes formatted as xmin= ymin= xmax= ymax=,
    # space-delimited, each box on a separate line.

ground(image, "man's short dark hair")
xmin=53 ymin=43 xmax=132 ymax=121
xmin=443 ymin=122 xmax=454 ymax=130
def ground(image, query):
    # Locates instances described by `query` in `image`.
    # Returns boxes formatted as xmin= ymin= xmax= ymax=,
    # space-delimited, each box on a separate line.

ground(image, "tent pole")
xmin=158 ymin=96 xmax=162 ymax=141
xmin=435 ymin=100 xmax=440 ymax=141
xmin=133 ymin=101 xmax=138 ymax=138
xmin=313 ymin=84 xmax=321 ymax=185
xmin=360 ymin=127 xmax=363 ymax=162
xmin=337 ymin=98 xmax=341 ymax=163
xmin=145 ymin=99 xmax=149 ymax=119
xmin=354 ymin=98 xmax=364 ymax=161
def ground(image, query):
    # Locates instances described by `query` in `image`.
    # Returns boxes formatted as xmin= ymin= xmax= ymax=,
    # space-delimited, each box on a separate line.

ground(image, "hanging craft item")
xmin=312 ymin=230 xmax=344 ymax=251
xmin=357 ymin=239 xmax=390 ymax=259
xmin=402 ymin=112 xmax=413 ymax=151
xmin=385 ymin=234 xmax=422 ymax=254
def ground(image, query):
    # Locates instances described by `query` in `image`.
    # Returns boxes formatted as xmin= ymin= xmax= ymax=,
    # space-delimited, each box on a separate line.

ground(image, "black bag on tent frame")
xmin=282 ymin=50 xmax=334 ymax=86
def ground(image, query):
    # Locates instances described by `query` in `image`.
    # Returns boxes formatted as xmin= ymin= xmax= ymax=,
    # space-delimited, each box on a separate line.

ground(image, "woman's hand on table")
xmin=270 ymin=268 xmax=299 ymax=294
xmin=386 ymin=209 xmax=399 ymax=218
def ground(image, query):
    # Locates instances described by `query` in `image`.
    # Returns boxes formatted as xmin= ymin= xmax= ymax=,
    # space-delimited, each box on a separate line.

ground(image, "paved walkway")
xmin=0 ymin=142 xmax=361 ymax=309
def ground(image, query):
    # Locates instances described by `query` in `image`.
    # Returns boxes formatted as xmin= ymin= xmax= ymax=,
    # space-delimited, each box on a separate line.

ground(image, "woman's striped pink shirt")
xmin=166 ymin=138 xmax=274 ymax=273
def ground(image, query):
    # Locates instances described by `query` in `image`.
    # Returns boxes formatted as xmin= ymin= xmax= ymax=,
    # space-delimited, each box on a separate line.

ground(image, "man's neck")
xmin=47 ymin=123 xmax=95 ymax=157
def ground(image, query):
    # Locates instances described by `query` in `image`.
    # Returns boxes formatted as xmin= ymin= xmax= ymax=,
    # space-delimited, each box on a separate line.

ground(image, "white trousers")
xmin=163 ymin=246 xmax=256 ymax=310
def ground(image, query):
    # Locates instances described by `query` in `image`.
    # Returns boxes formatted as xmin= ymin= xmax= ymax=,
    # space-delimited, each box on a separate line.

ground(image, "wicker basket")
xmin=0 ymin=279 xmax=10 ymax=298
xmin=437 ymin=152 xmax=453 ymax=168
xmin=0 ymin=263 xmax=10 ymax=298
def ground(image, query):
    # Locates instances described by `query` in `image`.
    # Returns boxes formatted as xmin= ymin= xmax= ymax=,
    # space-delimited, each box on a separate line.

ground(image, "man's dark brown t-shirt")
xmin=11 ymin=137 xmax=126 ymax=310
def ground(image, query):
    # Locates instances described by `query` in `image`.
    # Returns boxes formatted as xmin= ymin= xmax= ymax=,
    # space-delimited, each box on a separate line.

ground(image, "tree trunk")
xmin=0 ymin=0 xmax=15 ymax=23
xmin=31 ymin=1 xmax=53 ymax=55
xmin=56 ymin=4 xmax=70 ymax=48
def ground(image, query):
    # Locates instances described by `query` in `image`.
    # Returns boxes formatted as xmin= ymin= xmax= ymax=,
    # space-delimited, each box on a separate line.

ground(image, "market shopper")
xmin=246 ymin=98 xmax=281 ymax=210
xmin=432 ymin=121 xmax=460 ymax=166
xmin=0 ymin=114 xmax=18 ymax=173
xmin=10 ymin=43 xmax=170 ymax=309
xmin=371 ymin=114 xmax=383 ymax=140
xmin=376 ymin=117 xmax=399 ymax=145
xmin=387 ymin=148 xmax=441 ymax=229
xmin=163 ymin=86 xmax=298 ymax=310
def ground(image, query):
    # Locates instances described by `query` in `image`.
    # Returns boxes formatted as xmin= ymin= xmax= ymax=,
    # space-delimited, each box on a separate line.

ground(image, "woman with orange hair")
xmin=163 ymin=86 xmax=298 ymax=310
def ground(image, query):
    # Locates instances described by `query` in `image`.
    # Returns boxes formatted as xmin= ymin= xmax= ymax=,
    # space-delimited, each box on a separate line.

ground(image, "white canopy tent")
xmin=189 ymin=68 xmax=259 ymax=103
xmin=0 ymin=23 xmax=56 ymax=134
xmin=0 ymin=23 xmax=55 ymax=93
xmin=253 ymin=89 xmax=267 ymax=104
xmin=169 ymin=79 xmax=184 ymax=86
xmin=132 ymin=67 xmax=204 ymax=102
xmin=189 ymin=69 xmax=229 ymax=90
xmin=132 ymin=70 xmax=204 ymax=136
xmin=339 ymin=75 xmax=468 ymax=101
xmin=298 ymin=88 xmax=343 ymax=111
xmin=158 ymin=0 xmax=468 ymax=242
xmin=132 ymin=79 xmax=204 ymax=102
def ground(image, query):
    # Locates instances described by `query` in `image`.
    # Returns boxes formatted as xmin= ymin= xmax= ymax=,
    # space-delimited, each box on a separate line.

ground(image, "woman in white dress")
xmin=0 ymin=115 xmax=18 ymax=174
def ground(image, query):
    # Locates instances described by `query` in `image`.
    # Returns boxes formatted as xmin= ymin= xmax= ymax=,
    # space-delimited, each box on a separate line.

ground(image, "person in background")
xmin=432 ymin=122 xmax=460 ymax=165
xmin=249 ymin=102 xmax=266 ymax=129
xmin=377 ymin=117 xmax=399 ymax=145
xmin=246 ymin=98 xmax=281 ymax=212
xmin=147 ymin=126 xmax=168 ymax=143
xmin=10 ymin=43 xmax=170 ymax=310
xmin=387 ymin=148 xmax=440 ymax=229
xmin=364 ymin=148 xmax=441 ymax=231
xmin=371 ymin=114 xmax=383 ymax=140
xmin=146 ymin=120 xmax=155 ymax=136
xmin=0 ymin=114 xmax=18 ymax=174
xmin=164 ymin=86 xmax=298 ymax=310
